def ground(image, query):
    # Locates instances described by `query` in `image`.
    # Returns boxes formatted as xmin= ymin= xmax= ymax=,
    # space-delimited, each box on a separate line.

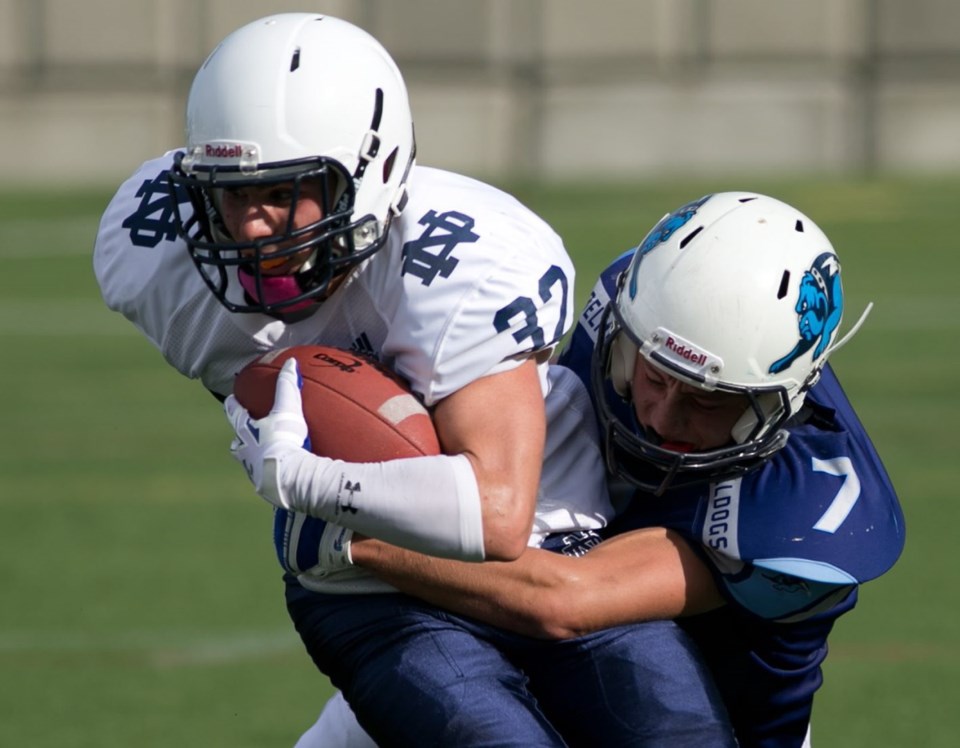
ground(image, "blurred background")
xmin=1 ymin=1 xmax=957 ymax=746
xmin=2 ymin=0 xmax=960 ymax=187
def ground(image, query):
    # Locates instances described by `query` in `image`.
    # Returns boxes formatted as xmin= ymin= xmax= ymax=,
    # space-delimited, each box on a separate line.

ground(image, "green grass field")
xmin=2 ymin=176 xmax=957 ymax=746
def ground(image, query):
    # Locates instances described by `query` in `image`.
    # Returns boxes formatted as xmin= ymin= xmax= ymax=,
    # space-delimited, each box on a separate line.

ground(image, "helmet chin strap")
xmin=730 ymin=392 xmax=786 ymax=445
xmin=828 ymin=302 xmax=874 ymax=355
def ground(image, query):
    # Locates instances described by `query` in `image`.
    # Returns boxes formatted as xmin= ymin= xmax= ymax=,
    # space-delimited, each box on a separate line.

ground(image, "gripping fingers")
xmin=272 ymin=358 xmax=304 ymax=415
xmin=225 ymin=394 xmax=265 ymax=452
xmin=224 ymin=393 xmax=248 ymax=434
xmin=224 ymin=359 xmax=307 ymax=451
xmin=223 ymin=358 xmax=311 ymax=508
xmin=266 ymin=358 xmax=309 ymax=449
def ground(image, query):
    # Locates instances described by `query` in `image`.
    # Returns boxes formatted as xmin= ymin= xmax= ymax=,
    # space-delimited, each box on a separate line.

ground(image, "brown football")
xmin=233 ymin=345 xmax=440 ymax=461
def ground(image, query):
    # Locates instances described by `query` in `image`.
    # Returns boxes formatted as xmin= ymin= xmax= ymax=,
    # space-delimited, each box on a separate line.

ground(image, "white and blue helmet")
xmin=593 ymin=192 xmax=870 ymax=492
xmin=169 ymin=13 xmax=416 ymax=316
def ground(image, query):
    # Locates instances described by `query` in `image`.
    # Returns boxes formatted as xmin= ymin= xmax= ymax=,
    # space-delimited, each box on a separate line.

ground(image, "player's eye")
xmin=221 ymin=186 xmax=246 ymax=201
xmin=266 ymin=187 xmax=294 ymax=204
xmin=690 ymin=397 xmax=723 ymax=412
xmin=644 ymin=370 xmax=666 ymax=388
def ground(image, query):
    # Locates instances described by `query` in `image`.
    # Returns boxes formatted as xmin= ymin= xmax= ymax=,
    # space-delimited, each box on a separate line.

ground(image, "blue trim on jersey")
xmin=753 ymin=557 xmax=857 ymax=585
xmin=602 ymin=371 xmax=903 ymax=619
xmin=721 ymin=561 xmax=854 ymax=621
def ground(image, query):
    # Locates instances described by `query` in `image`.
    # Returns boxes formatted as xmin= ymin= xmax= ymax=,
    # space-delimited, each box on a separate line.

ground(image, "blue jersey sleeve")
xmin=706 ymin=549 xmax=857 ymax=622
xmin=613 ymin=364 xmax=905 ymax=622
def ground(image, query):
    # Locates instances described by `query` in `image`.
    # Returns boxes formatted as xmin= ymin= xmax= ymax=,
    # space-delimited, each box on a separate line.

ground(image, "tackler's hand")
xmin=225 ymin=357 xmax=311 ymax=509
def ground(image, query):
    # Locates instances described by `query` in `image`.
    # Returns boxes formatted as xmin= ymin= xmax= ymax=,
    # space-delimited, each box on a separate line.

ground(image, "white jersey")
xmin=94 ymin=152 xmax=613 ymax=590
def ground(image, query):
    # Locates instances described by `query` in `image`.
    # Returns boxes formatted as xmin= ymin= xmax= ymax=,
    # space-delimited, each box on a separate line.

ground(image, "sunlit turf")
xmin=2 ymin=176 xmax=957 ymax=746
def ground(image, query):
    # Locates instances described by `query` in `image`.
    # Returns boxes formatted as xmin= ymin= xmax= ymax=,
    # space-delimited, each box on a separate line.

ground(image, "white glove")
xmin=225 ymin=358 xmax=485 ymax=561
xmin=225 ymin=357 xmax=311 ymax=509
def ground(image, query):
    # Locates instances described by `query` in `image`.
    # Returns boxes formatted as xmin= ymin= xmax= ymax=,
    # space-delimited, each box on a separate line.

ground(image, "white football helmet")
xmin=168 ymin=13 xmax=416 ymax=316
xmin=593 ymin=192 xmax=870 ymax=493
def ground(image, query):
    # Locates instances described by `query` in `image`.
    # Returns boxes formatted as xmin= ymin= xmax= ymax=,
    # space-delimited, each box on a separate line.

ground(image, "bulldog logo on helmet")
xmin=769 ymin=252 xmax=843 ymax=374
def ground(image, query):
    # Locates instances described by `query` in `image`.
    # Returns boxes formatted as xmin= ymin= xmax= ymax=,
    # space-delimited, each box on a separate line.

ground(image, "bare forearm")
xmin=351 ymin=527 xmax=724 ymax=639
xmin=352 ymin=535 xmax=573 ymax=637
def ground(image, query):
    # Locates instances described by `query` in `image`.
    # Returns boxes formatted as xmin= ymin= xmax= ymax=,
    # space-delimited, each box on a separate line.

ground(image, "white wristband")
xmin=274 ymin=451 xmax=486 ymax=561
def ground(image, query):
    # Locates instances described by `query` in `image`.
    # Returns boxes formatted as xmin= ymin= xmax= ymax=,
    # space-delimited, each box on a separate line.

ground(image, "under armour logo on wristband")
xmin=336 ymin=480 xmax=361 ymax=515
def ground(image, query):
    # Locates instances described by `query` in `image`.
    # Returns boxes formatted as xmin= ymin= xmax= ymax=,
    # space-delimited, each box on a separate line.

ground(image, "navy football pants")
xmin=286 ymin=581 xmax=735 ymax=747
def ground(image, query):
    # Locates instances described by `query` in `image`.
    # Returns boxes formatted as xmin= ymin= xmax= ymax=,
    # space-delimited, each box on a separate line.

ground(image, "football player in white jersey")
xmin=94 ymin=13 xmax=734 ymax=747
xmin=304 ymin=193 xmax=905 ymax=747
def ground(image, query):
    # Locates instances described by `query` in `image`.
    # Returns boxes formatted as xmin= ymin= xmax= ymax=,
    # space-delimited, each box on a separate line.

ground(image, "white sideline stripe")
xmin=150 ymin=632 xmax=302 ymax=668
xmin=0 ymin=628 xmax=301 ymax=666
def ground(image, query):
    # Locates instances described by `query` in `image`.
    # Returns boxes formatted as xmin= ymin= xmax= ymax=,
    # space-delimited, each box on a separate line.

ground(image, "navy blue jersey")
xmin=559 ymin=250 xmax=905 ymax=747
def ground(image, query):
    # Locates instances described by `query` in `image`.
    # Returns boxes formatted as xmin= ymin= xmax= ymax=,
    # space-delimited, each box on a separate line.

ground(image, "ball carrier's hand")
xmin=225 ymin=357 xmax=310 ymax=509
xmin=223 ymin=358 xmax=486 ymax=561
xmin=225 ymin=358 xmax=354 ymax=569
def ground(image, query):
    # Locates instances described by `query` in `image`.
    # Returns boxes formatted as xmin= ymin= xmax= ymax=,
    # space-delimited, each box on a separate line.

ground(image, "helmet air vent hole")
xmin=290 ymin=48 xmax=301 ymax=72
xmin=777 ymin=270 xmax=790 ymax=299
xmin=679 ymin=226 xmax=703 ymax=248
xmin=383 ymin=146 xmax=398 ymax=183
xmin=795 ymin=219 xmax=804 ymax=232
xmin=739 ymin=196 xmax=758 ymax=203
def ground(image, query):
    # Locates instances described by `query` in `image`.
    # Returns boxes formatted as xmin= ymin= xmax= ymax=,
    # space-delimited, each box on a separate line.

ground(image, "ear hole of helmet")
xmin=205 ymin=189 xmax=232 ymax=245
xmin=730 ymin=392 xmax=786 ymax=444
xmin=608 ymin=332 xmax=638 ymax=398
xmin=383 ymin=146 xmax=398 ymax=183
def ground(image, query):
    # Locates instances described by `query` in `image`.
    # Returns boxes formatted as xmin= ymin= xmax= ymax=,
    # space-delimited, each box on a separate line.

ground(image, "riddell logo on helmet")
xmin=665 ymin=336 xmax=707 ymax=366
xmin=205 ymin=143 xmax=244 ymax=159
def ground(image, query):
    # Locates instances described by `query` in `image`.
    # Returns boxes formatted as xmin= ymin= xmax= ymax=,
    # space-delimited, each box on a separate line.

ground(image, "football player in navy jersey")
xmin=310 ymin=192 xmax=905 ymax=747
xmin=95 ymin=12 xmax=734 ymax=748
